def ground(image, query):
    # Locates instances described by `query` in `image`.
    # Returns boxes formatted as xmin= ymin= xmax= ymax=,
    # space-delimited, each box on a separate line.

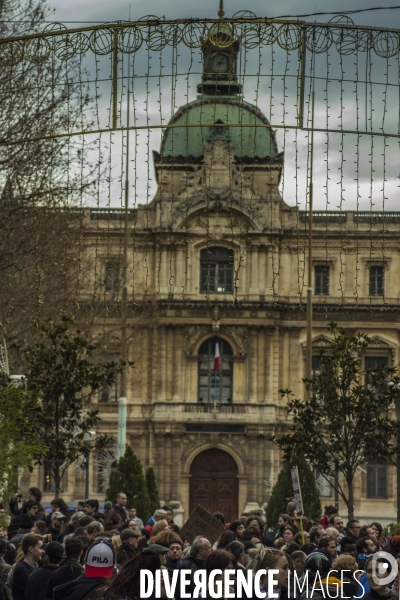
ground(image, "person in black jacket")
xmin=25 ymin=541 xmax=64 ymax=600
xmin=8 ymin=501 xmax=39 ymax=538
xmin=0 ymin=538 xmax=11 ymax=587
xmin=356 ymin=536 xmax=376 ymax=570
xmin=11 ymin=534 xmax=44 ymax=600
xmin=137 ymin=528 xmax=151 ymax=552
xmin=115 ymin=529 xmax=140 ymax=566
xmin=46 ymin=538 xmax=84 ymax=600
xmin=84 ymin=500 xmax=104 ymax=525
xmin=175 ymin=536 xmax=212 ymax=600
xmin=8 ymin=514 xmax=35 ymax=550
xmin=44 ymin=512 xmax=68 ymax=542
xmin=52 ymin=540 xmax=115 ymax=600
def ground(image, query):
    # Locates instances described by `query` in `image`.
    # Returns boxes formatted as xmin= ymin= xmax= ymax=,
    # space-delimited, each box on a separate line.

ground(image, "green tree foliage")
xmin=265 ymin=456 xmax=322 ymax=528
xmin=272 ymin=323 xmax=400 ymax=520
xmin=106 ymin=446 xmax=151 ymax=522
xmin=146 ymin=468 xmax=160 ymax=516
xmin=24 ymin=315 xmax=128 ymax=496
xmin=0 ymin=376 xmax=45 ymax=500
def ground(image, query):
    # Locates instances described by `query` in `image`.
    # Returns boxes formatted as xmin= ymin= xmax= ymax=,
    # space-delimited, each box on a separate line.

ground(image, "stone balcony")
xmin=97 ymin=401 xmax=282 ymax=428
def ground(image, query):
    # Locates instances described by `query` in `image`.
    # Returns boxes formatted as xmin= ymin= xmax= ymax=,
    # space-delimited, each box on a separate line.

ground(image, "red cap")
xmin=84 ymin=540 xmax=115 ymax=578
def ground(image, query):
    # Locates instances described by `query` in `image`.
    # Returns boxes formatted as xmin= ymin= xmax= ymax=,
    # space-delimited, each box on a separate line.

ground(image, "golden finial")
xmin=218 ymin=0 xmax=225 ymax=18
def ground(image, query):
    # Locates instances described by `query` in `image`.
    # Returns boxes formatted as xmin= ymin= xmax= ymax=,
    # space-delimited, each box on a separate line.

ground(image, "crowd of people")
xmin=0 ymin=490 xmax=397 ymax=600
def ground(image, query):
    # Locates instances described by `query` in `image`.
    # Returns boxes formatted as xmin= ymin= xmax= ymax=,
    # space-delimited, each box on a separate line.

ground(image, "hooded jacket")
xmin=52 ymin=575 xmax=106 ymax=600
xmin=46 ymin=560 xmax=84 ymax=599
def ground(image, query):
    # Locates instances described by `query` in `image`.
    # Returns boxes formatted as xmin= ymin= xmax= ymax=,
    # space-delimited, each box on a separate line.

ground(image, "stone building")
xmin=25 ymin=26 xmax=399 ymax=524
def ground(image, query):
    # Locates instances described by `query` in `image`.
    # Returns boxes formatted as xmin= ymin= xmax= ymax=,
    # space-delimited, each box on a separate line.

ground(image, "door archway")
xmin=189 ymin=448 xmax=238 ymax=522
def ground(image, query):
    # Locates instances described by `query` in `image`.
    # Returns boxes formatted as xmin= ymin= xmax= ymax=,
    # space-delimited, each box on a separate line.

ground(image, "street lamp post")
xmin=83 ymin=431 xmax=96 ymax=501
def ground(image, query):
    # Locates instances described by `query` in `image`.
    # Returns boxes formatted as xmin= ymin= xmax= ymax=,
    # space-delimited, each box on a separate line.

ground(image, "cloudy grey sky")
xmin=46 ymin=0 xmax=400 ymax=28
xmin=42 ymin=1 xmax=400 ymax=211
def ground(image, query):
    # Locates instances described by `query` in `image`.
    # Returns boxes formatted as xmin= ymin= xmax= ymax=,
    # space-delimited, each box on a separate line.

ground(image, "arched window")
xmin=200 ymin=247 xmax=234 ymax=294
xmin=198 ymin=338 xmax=233 ymax=403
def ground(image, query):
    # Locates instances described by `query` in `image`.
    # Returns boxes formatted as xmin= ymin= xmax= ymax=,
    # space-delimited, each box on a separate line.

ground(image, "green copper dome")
xmin=160 ymin=97 xmax=278 ymax=160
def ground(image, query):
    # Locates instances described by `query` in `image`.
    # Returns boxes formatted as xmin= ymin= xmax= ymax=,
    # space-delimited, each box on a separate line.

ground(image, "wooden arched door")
xmin=189 ymin=448 xmax=238 ymax=522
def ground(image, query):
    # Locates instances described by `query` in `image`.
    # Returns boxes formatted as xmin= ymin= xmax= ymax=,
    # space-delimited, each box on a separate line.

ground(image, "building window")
xmin=365 ymin=356 xmax=389 ymax=370
xmin=365 ymin=356 xmax=388 ymax=392
xmin=100 ymin=378 xmax=119 ymax=402
xmin=312 ymin=355 xmax=323 ymax=377
xmin=369 ymin=266 xmax=384 ymax=296
xmin=105 ymin=262 xmax=121 ymax=293
xmin=198 ymin=338 xmax=233 ymax=403
xmin=367 ymin=462 xmax=387 ymax=499
xmin=315 ymin=266 xmax=330 ymax=295
xmin=200 ymin=247 xmax=234 ymax=294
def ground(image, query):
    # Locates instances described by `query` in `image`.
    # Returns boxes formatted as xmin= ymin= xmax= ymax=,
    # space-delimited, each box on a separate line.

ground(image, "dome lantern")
xmin=197 ymin=20 xmax=242 ymax=98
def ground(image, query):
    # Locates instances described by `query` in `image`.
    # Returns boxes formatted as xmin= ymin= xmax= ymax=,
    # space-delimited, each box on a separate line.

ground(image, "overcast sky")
xmin=46 ymin=0 xmax=400 ymax=28
xmin=42 ymin=1 xmax=400 ymax=211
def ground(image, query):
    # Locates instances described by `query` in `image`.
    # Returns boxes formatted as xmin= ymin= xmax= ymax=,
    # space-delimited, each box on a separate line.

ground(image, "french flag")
xmin=214 ymin=335 xmax=221 ymax=372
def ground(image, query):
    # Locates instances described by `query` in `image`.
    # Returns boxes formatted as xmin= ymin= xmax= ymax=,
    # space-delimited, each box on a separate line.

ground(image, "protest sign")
xmin=179 ymin=505 xmax=225 ymax=544
xmin=291 ymin=466 xmax=304 ymax=516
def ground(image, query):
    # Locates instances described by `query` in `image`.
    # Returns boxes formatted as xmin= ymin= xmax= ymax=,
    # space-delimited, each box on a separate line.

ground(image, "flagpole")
xmin=214 ymin=371 xmax=217 ymax=411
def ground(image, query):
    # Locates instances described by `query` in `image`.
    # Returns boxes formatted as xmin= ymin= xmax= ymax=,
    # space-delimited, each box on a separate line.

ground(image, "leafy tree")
xmin=264 ymin=456 xmax=322 ymax=528
xmin=0 ymin=376 xmax=45 ymax=500
xmin=0 ymin=0 xmax=98 ymax=359
xmin=23 ymin=315 xmax=127 ymax=496
xmin=106 ymin=446 xmax=151 ymax=522
xmin=146 ymin=468 xmax=160 ymax=516
xmin=272 ymin=323 xmax=400 ymax=520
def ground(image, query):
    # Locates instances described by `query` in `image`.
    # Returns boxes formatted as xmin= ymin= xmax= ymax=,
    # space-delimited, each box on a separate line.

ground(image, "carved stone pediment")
xmin=368 ymin=335 xmax=396 ymax=360
xmin=187 ymin=326 xmax=246 ymax=356
xmin=301 ymin=334 xmax=397 ymax=361
xmin=301 ymin=334 xmax=333 ymax=358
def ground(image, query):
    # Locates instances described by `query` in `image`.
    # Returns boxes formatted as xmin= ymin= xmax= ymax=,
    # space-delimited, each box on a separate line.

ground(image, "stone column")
xmin=140 ymin=327 xmax=150 ymax=402
xmin=272 ymin=326 xmax=280 ymax=402
xmin=249 ymin=244 xmax=259 ymax=299
xmin=257 ymin=329 xmax=265 ymax=403
xmin=265 ymin=327 xmax=274 ymax=402
xmin=174 ymin=244 xmax=186 ymax=298
xmin=166 ymin=326 xmax=174 ymax=401
xmin=288 ymin=328 xmax=300 ymax=399
xmin=151 ymin=325 xmax=158 ymax=400
xmin=158 ymin=326 xmax=166 ymax=401
xmin=265 ymin=245 xmax=274 ymax=298
xmin=247 ymin=437 xmax=258 ymax=502
xmin=248 ymin=328 xmax=258 ymax=403
xmin=159 ymin=245 xmax=169 ymax=296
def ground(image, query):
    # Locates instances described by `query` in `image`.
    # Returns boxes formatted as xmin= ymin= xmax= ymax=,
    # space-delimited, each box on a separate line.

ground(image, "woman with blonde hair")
xmin=332 ymin=553 xmax=358 ymax=574
xmin=150 ymin=529 xmax=183 ymax=548
xmin=248 ymin=546 xmax=289 ymax=599
xmin=111 ymin=534 xmax=122 ymax=552
xmin=331 ymin=554 xmax=360 ymax=597
xmin=151 ymin=519 xmax=169 ymax=537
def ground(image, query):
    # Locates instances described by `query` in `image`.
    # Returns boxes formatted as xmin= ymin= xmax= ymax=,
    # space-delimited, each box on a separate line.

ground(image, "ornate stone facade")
xmin=23 ymin=27 xmax=400 ymax=524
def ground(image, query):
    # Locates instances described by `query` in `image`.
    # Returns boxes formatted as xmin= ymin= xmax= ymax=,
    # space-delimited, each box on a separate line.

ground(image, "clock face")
xmin=211 ymin=53 xmax=230 ymax=73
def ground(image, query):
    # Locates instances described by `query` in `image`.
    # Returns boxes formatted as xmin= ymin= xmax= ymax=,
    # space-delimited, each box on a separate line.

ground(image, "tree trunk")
xmin=347 ymin=478 xmax=355 ymax=520
xmin=53 ymin=464 xmax=61 ymax=498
